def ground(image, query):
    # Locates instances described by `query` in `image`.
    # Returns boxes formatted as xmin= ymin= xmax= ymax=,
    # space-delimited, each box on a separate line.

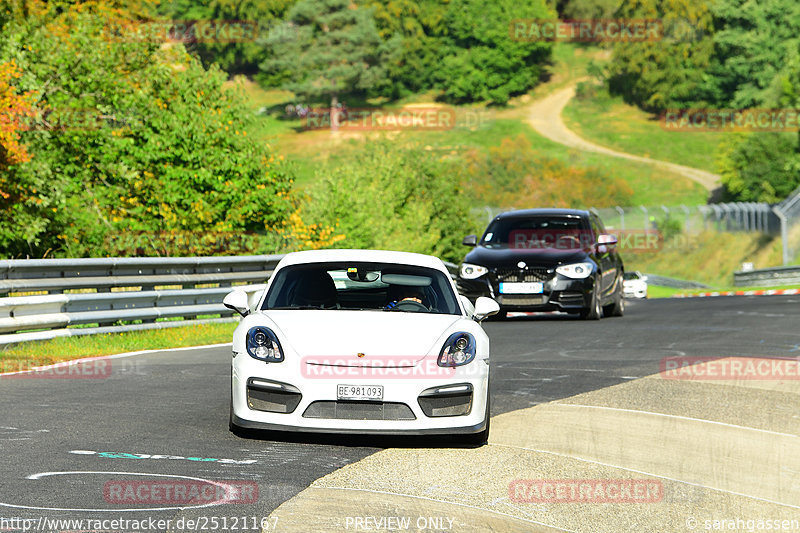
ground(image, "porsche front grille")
xmin=302 ymin=401 xmax=416 ymax=420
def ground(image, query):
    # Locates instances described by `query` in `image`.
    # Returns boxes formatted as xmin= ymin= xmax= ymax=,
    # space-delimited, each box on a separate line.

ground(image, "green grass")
xmin=234 ymin=44 xmax=707 ymax=206
xmin=622 ymin=229 xmax=797 ymax=288
xmin=563 ymin=85 xmax=732 ymax=174
xmin=648 ymin=283 xmax=800 ymax=299
xmin=0 ymin=321 xmax=237 ymax=373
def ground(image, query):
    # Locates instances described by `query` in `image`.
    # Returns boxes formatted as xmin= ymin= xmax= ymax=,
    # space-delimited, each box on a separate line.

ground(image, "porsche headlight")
xmin=246 ymin=327 xmax=284 ymax=362
xmin=556 ymin=262 xmax=594 ymax=279
xmin=460 ymin=263 xmax=488 ymax=280
xmin=438 ymin=332 xmax=476 ymax=367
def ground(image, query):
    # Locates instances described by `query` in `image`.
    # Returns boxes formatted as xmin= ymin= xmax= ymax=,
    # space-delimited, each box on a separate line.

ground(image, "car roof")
xmin=275 ymin=249 xmax=449 ymax=272
xmin=494 ymin=208 xmax=591 ymax=219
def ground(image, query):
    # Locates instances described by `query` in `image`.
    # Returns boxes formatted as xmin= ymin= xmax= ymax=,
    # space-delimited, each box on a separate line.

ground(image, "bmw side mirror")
xmin=596 ymin=233 xmax=617 ymax=254
xmin=463 ymin=234 xmax=477 ymax=247
xmin=223 ymin=289 xmax=250 ymax=317
xmin=473 ymin=296 xmax=500 ymax=322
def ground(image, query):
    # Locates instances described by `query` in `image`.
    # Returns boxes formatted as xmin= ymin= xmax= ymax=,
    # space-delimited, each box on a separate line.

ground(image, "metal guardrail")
xmin=733 ymin=265 xmax=800 ymax=287
xmin=0 ymin=256 xmax=460 ymax=345
xmin=642 ymin=274 xmax=709 ymax=290
xmin=0 ymin=255 xmax=283 ymax=345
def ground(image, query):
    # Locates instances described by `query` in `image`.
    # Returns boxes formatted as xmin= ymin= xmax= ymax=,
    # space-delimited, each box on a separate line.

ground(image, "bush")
xmin=302 ymin=141 xmax=475 ymax=263
xmin=716 ymin=132 xmax=800 ymax=203
xmin=0 ymin=2 xmax=296 ymax=258
xmin=456 ymin=135 xmax=634 ymax=208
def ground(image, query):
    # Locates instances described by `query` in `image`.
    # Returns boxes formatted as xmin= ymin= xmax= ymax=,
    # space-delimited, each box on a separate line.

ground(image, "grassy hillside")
xmin=623 ymin=229 xmax=797 ymax=287
xmin=231 ymin=50 xmax=707 ymax=206
xmin=562 ymin=84 xmax=732 ymax=174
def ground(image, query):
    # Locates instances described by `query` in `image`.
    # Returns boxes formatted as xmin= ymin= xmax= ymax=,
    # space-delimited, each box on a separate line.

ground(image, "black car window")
xmin=481 ymin=216 xmax=591 ymax=249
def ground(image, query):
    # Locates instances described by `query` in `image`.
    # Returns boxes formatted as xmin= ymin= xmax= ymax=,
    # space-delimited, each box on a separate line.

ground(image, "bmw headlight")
xmin=555 ymin=262 xmax=594 ymax=279
xmin=246 ymin=327 xmax=284 ymax=362
xmin=438 ymin=332 xmax=477 ymax=367
xmin=460 ymin=263 xmax=488 ymax=279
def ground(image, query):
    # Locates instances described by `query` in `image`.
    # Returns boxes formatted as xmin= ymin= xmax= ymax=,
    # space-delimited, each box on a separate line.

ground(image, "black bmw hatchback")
xmin=457 ymin=208 xmax=625 ymax=320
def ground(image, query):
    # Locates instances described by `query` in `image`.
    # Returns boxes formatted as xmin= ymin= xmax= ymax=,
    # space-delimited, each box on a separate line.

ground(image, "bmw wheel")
xmin=579 ymin=284 xmax=602 ymax=320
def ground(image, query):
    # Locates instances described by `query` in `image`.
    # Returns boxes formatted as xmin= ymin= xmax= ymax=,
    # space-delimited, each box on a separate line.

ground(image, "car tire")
xmin=462 ymin=395 xmax=490 ymax=446
xmin=579 ymin=284 xmax=602 ymax=320
xmin=604 ymin=282 xmax=625 ymax=317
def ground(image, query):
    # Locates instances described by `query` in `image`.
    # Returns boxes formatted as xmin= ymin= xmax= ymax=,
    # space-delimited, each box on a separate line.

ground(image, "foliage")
xmin=716 ymin=133 xmax=799 ymax=203
xmin=0 ymin=1 xmax=297 ymax=258
xmin=0 ymin=60 xmax=35 ymax=170
xmin=360 ymin=0 xmax=448 ymax=98
xmin=157 ymin=0 xmax=297 ymax=77
xmin=261 ymin=0 xmax=397 ymax=113
xmin=558 ymin=0 xmax=620 ymax=19
xmin=302 ymin=141 xmax=473 ymax=263
xmin=606 ymin=0 xmax=715 ymax=112
xmin=432 ymin=0 xmax=554 ymax=104
xmin=702 ymin=0 xmax=800 ymax=109
xmin=456 ymin=135 xmax=634 ymax=208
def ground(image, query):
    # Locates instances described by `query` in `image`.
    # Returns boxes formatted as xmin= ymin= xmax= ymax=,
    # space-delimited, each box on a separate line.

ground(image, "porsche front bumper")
xmin=231 ymin=354 xmax=489 ymax=435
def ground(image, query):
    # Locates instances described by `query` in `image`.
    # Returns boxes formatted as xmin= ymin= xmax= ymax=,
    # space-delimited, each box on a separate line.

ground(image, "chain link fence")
xmin=475 ymin=185 xmax=800 ymax=266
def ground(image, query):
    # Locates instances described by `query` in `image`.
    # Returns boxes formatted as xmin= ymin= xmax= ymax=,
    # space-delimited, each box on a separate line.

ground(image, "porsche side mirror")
xmin=462 ymin=234 xmax=477 ymax=247
xmin=223 ymin=289 xmax=250 ymax=317
xmin=473 ymin=296 xmax=500 ymax=322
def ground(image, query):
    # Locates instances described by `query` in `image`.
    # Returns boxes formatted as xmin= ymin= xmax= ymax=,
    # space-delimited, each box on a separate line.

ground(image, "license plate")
xmin=499 ymin=282 xmax=543 ymax=294
xmin=337 ymin=384 xmax=384 ymax=401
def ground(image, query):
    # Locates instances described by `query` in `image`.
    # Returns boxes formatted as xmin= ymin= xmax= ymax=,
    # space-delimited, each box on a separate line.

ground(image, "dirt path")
xmin=527 ymin=83 xmax=721 ymax=192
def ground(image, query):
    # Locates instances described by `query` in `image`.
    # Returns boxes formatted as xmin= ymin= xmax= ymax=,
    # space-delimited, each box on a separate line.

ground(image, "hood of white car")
xmin=262 ymin=310 xmax=463 ymax=366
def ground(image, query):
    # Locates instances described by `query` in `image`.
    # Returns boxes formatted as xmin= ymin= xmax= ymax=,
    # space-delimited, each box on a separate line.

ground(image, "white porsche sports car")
xmin=223 ymin=249 xmax=499 ymax=444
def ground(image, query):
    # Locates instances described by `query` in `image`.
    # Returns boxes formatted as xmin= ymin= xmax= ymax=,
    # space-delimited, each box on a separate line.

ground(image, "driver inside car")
xmin=384 ymin=286 xmax=426 ymax=310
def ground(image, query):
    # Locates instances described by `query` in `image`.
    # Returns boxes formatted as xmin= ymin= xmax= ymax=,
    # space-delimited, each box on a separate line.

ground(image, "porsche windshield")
xmin=262 ymin=262 xmax=461 ymax=315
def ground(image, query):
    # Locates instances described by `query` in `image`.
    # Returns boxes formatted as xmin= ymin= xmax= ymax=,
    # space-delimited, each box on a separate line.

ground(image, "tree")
xmin=0 ymin=60 xmax=35 ymax=170
xmin=433 ymin=0 xmax=554 ymax=104
xmin=606 ymin=0 xmax=715 ymax=112
xmin=157 ymin=0 xmax=297 ymax=76
xmin=262 ymin=0 xmax=396 ymax=130
xmin=702 ymin=0 xmax=800 ymax=109
xmin=0 ymin=1 xmax=296 ymax=257
xmin=716 ymin=133 xmax=799 ymax=203
xmin=360 ymin=0 xmax=447 ymax=98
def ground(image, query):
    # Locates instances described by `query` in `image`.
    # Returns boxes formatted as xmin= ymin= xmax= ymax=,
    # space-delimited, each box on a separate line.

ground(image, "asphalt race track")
xmin=1 ymin=295 xmax=799 ymax=532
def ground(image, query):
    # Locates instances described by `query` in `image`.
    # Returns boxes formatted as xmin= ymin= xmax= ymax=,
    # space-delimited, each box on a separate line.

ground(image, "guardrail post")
xmin=773 ymin=206 xmax=789 ymax=266
xmin=615 ymin=206 xmax=625 ymax=230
